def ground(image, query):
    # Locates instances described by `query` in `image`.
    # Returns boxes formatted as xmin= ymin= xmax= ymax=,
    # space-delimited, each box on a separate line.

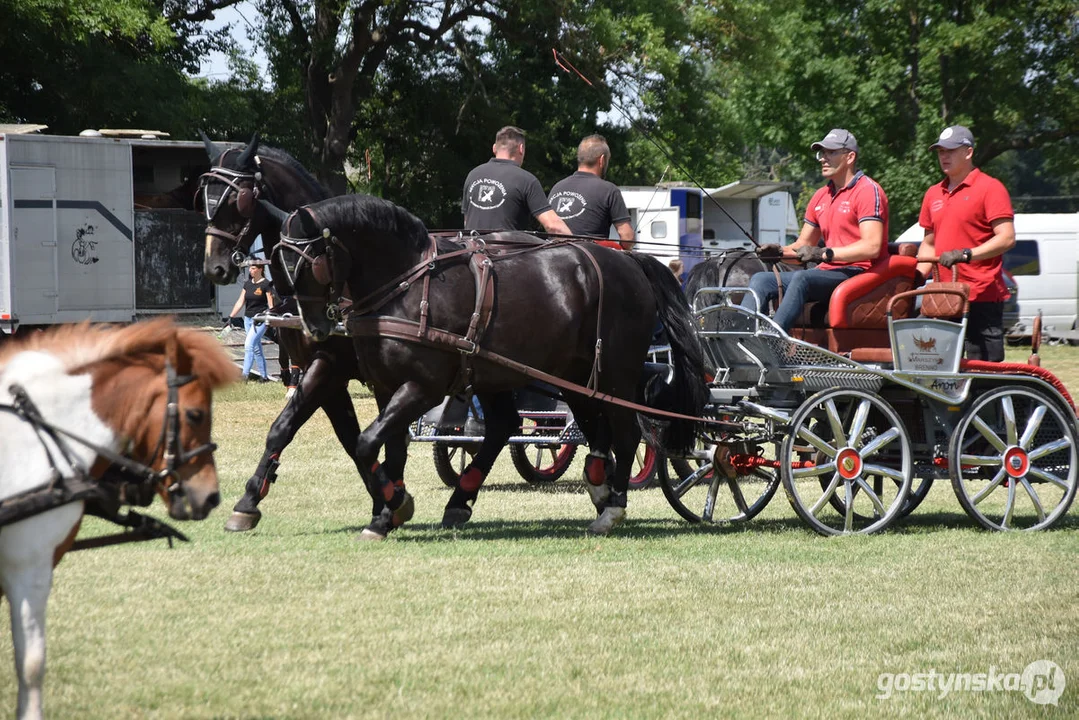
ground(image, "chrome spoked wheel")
xmin=781 ymin=389 xmax=912 ymax=535
xmin=659 ymin=433 xmax=781 ymax=524
xmin=950 ymin=386 xmax=1078 ymax=531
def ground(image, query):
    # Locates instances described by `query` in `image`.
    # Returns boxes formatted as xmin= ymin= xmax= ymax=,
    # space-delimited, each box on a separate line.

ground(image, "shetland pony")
xmin=0 ymin=319 xmax=237 ymax=720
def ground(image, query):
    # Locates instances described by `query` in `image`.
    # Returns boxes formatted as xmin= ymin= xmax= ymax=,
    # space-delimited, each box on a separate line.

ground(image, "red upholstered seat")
xmin=828 ymin=254 xmax=918 ymax=329
xmin=790 ymin=249 xmax=919 ymax=353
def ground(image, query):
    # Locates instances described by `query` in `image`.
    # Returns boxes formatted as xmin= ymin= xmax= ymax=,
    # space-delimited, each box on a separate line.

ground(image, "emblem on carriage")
xmin=468 ymin=178 xmax=507 ymax=210
xmin=913 ymin=335 xmax=936 ymax=352
xmin=71 ymin=224 xmax=99 ymax=265
xmin=551 ymin=190 xmax=587 ymax=219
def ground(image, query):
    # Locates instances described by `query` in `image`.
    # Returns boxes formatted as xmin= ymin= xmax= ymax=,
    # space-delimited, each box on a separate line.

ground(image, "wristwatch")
xmin=962 ymin=248 xmax=973 ymax=263
xmin=823 ymin=247 xmax=835 ymax=262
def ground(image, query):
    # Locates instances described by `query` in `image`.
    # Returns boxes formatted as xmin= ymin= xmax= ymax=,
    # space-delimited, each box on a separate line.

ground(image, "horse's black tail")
xmin=629 ymin=253 xmax=709 ymax=453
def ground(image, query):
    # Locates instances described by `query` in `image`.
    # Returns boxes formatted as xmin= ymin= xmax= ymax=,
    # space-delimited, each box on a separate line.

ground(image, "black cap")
xmin=811 ymin=128 xmax=859 ymax=153
xmin=929 ymin=125 xmax=975 ymax=150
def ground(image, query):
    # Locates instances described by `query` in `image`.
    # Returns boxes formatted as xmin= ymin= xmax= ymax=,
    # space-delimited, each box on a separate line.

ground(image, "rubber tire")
xmin=628 ymin=443 xmax=659 ymax=490
xmin=510 ymin=442 xmax=577 ymax=484
xmin=432 ymin=441 xmax=478 ymax=488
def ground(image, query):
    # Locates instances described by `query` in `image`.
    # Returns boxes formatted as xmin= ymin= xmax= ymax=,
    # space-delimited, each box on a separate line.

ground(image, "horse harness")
xmin=276 ymin=218 xmax=728 ymax=428
xmin=198 ymin=149 xmax=271 ymax=268
xmin=0 ymin=361 xmax=217 ymax=550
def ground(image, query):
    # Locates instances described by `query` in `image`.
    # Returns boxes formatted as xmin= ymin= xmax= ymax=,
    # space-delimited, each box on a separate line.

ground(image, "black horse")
xmin=197 ymin=134 xmax=533 ymax=534
xmin=198 ymin=134 xmax=400 ymax=531
xmin=683 ymin=248 xmax=774 ymax=307
xmin=266 ymin=195 xmax=709 ymax=537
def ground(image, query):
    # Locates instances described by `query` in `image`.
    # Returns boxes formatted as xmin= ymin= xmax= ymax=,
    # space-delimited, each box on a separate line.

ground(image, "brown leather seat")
xmin=789 ymin=243 xmax=919 ymax=354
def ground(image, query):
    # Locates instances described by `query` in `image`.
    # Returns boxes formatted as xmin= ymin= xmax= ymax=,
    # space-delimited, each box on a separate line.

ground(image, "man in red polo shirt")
xmin=915 ymin=125 xmax=1015 ymax=362
xmin=747 ymin=128 xmax=888 ymax=332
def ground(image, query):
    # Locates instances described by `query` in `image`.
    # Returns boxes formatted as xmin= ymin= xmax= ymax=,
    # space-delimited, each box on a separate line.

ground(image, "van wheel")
xmin=1069 ymin=320 xmax=1079 ymax=347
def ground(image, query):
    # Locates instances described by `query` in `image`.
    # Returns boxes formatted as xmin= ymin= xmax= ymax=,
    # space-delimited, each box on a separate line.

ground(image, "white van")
xmin=895 ymin=213 xmax=1079 ymax=333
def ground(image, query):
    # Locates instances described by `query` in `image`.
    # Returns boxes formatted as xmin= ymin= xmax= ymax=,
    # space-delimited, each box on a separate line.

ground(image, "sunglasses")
xmin=815 ymin=148 xmax=853 ymax=161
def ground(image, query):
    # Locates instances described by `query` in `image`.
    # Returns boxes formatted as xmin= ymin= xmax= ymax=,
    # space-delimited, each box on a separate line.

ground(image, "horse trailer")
xmin=617 ymin=181 xmax=800 ymax=272
xmin=0 ymin=130 xmax=233 ymax=334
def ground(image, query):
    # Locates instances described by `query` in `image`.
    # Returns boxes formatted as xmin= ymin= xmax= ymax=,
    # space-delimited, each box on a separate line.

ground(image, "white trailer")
xmin=0 ymin=131 xmax=225 ymax=333
xmin=617 ymin=181 xmax=799 ymax=272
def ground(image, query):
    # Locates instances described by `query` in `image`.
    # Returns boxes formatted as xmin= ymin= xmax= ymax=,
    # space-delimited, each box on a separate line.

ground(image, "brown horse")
xmin=0 ymin=319 xmax=237 ymax=719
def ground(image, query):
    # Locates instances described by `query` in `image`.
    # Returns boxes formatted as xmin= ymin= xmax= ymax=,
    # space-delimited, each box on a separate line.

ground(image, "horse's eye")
xmin=186 ymin=408 xmax=206 ymax=425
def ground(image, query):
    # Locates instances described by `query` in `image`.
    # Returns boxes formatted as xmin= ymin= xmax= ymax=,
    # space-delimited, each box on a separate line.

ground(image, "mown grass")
xmin=2 ymin=347 xmax=1077 ymax=718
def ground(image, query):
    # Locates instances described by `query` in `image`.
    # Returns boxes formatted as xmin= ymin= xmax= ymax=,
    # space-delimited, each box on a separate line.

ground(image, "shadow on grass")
xmin=325 ymin=514 xmax=814 ymax=542
xmin=315 ymin=505 xmax=1079 ymax=541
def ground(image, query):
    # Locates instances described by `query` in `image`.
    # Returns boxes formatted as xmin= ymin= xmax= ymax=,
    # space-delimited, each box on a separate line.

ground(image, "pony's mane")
xmin=302 ymin=194 xmax=430 ymax=252
xmin=0 ymin=319 xmax=238 ymax=389
xmin=222 ymin=144 xmax=331 ymax=201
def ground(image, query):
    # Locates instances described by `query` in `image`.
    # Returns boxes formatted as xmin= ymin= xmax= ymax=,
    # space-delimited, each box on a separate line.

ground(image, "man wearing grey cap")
xmin=746 ymin=128 xmax=888 ymax=332
xmin=915 ymin=125 xmax=1015 ymax=362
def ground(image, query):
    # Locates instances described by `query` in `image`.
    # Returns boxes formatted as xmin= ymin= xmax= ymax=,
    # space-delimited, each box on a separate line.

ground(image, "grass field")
xmin=2 ymin=346 xmax=1078 ymax=718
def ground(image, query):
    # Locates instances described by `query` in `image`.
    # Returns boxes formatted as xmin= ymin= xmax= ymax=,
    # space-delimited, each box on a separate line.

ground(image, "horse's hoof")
xmin=357 ymin=528 xmax=386 ymax=542
xmin=584 ymin=482 xmax=611 ymax=515
xmin=392 ymin=492 xmax=415 ymax=528
xmin=224 ymin=511 xmax=261 ymax=532
xmin=441 ymin=506 xmax=472 ymax=529
xmin=587 ymin=507 xmax=626 ymax=536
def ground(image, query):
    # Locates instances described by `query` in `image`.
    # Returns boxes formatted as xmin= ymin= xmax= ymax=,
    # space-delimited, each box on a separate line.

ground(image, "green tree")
xmin=0 ymin=0 xmax=263 ymax=138
xmin=724 ymin=0 xmax=1079 ymax=230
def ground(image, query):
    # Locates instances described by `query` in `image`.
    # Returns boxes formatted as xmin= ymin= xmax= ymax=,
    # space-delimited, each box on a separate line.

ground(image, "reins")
xmin=275 ymin=219 xmax=726 ymax=428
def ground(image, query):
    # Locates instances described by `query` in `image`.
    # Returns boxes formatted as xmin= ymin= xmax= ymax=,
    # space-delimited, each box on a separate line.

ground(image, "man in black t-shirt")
xmin=549 ymin=135 xmax=636 ymax=250
xmin=462 ymin=126 xmax=572 ymax=234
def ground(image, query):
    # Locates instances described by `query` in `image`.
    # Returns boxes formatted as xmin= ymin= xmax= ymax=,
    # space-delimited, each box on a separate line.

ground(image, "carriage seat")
xmin=790 ymin=243 xmax=919 ymax=353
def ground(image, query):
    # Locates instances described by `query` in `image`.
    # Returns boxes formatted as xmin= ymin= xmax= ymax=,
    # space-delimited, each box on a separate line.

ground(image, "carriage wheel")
xmin=821 ymin=472 xmax=933 ymax=521
xmin=432 ymin=441 xmax=479 ymax=488
xmin=628 ymin=442 xmax=659 ymax=490
xmin=510 ymin=414 xmax=577 ymax=484
xmin=659 ymin=442 xmax=780 ymax=524
xmin=510 ymin=443 xmax=577 ymax=484
xmin=949 ymin=386 xmax=1078 ymax=531
xmin=781 ymin=388 xmax=912 ymax=535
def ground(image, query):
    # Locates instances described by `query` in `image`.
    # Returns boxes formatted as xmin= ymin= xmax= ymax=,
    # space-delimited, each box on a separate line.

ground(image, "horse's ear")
xmin=259 ymin=199 xmax=290 ymax=227
xmin=199 ymin=129 xmax=224 ymax=162
xmin=237 ymin=133 xmax=260 ymax=169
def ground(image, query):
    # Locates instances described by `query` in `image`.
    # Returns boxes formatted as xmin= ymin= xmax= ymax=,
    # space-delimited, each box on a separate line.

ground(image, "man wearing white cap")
xmin=915 ymin=125 xmax=1015 ymax=362
xmin=746 ymin=128 xmax=888 ymax=332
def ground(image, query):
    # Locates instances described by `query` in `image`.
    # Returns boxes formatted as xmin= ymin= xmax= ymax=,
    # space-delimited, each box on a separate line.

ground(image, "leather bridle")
xmin=0 ymin=359 xmax=217 ymax=511
xmin=273 ymin=209 xmax=352 ymax=322
xmin=198 ymin=150 xmax=267 ymax=268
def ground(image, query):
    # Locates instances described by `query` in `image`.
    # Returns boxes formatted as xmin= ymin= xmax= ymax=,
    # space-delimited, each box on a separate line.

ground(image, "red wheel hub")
xmin=1003 ymin=446 xmax=1029 ymax=479
xmin=836 ymin=447 xmax=863 ymax=480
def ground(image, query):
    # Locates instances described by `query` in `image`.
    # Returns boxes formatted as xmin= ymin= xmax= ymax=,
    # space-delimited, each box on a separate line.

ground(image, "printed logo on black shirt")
xmin=467 ymin=178 xmax=507 ymax=210
xmin=551 ymin=190 xmax=588 ymax=219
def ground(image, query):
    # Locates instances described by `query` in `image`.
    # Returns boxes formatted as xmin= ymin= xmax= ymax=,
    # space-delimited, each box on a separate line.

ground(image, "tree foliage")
xmin=3 ymin=0 xmax=1077 ymax=232
xmin=722 ymin=0 xmax=1079 ymax=227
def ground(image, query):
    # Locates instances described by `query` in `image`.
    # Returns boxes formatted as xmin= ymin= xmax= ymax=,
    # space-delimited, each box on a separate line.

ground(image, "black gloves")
xmin=795 ymin=245 xmax=827 ymax=264
xmin=939 ymin=249 xmax=971 ymax=268
xmin=757 ymin=244 xmax=784 ymax=261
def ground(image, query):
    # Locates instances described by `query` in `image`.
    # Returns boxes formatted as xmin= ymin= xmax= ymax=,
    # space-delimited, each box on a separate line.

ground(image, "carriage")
xmin=657 ymin=248 xmax=1078 ymax=535
xmin=197 ymin=136 xmax=1075 ymax=538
